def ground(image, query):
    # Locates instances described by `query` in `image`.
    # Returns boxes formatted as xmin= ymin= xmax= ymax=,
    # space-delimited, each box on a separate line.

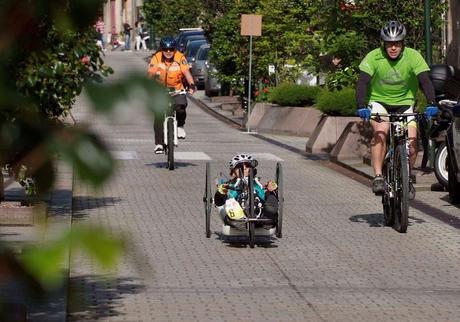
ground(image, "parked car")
xmin=182 ymin=35 xmax=207 ymax=53
xmin=176 ymin=29 xmax=204 ymax=52
xmin=191 ymin=44 xmax=210 ymax=89
xmin=204 ymin=61 xmax=221 ymax=97
xmin=184 ymin=39 xmax=208 ymax=65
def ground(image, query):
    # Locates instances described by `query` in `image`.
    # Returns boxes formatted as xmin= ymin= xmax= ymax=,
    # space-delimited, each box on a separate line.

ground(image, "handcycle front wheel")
xmin=167 ymin=118 xmax=175 ymax=170
xmin=394 ymin=144 xmax=409 ymax=233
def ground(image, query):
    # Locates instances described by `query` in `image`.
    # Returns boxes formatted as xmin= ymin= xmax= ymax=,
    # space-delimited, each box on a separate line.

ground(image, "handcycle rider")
xmin=214 ymin=154 xmax=279 ymax=229
xmin=147 ymin=36 xmax=197 ymax=154
xmin=356 ymin=20 xmax=439 ymax=199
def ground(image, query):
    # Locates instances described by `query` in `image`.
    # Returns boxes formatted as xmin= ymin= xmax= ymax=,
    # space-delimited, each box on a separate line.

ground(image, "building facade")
xmin=102 ymin=0 xmax=144 ymax=47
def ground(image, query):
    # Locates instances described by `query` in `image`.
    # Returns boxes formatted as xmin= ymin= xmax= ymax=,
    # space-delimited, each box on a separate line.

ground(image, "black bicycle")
xmin=373 ymin=112 xmax=424 ymax=233
xmin=163 ymin=89 xmax=186 ymax=170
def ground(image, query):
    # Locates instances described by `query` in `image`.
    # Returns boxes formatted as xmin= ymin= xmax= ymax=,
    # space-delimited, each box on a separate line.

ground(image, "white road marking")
xmin=111 ymin=151 xmax=139 ymax=160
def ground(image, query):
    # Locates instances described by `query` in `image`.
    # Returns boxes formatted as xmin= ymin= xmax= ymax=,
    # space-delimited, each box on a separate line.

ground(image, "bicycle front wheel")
xmin=167 ymin=118 xmax=174 ymax=170
xmin=394 ymin=144 xmax=409 ymax=233
xmin=382 ymin=161 xmax=394 ymax=226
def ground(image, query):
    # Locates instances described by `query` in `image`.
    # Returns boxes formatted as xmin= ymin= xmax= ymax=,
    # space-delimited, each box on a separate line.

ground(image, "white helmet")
xmin=380 ymin=21 xmax=406 ymax=42
xmin=229 ymin=153 xmax=256 ymax=169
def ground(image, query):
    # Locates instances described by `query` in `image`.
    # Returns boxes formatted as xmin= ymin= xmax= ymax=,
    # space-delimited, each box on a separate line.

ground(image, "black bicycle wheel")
xmin=382 ymin=161 xmax=394 ymax=226
xmin=275 ymin=162 xmax=284 ymax=238
xmin=248 ymin=168 xmax=255 ymax=248
xmin=204 ymin=162 xmax=211 ymax=238
xmin=434 ymin=142 xmax=449 ymax=188
xmin=394 ymin=144 xmax=409 ymax=233
xmin=167 ymin=118 xmax=174 ymax=170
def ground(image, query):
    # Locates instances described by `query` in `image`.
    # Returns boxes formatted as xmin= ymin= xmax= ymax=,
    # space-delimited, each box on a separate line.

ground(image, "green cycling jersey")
xmin=359 ymin=47 xmax=430 ymax=106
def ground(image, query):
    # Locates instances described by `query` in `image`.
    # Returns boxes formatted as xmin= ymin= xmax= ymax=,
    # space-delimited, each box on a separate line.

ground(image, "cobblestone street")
xmin=67 ymin=51 xmax=460 ymax=321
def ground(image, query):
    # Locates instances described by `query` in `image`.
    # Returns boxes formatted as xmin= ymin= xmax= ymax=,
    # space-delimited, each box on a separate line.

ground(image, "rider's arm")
xmin=147 ymin=55 xmax=159 ymax=78
xmin=356 ymin=71 xmax=372 ymax=108
xmin=417 ymin=71 xmax=436 ymax=104
xmin=183 ymin=69 xmax=196 ymax=93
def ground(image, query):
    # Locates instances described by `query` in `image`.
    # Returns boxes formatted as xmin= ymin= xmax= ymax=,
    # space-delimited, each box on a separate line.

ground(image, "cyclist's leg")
xmin=174 ymin=94 xmax=188 ymax=127
xmin=153 ymin=112 xmax=165 ymax=145
xmin=404 ymin=107 xmax=418 ymax=169
xmin=370 ymin=102 xmax=390 ymax=176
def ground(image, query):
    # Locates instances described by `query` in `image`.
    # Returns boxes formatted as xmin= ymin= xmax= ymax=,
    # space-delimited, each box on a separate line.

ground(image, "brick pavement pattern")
xmin=67 ymin=51 xmax=460 ymax=321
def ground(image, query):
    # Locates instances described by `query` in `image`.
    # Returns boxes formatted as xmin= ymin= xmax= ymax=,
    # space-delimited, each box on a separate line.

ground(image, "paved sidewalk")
xmin=67 ymin=51 xmax=460 ymax=322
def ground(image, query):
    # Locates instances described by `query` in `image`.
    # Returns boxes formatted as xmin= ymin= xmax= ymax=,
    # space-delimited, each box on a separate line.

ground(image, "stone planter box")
xmin=0 ymin=201 xmax=47 ymax=226
xmin=330 ymin=121 xmax=372 ymax=161
xmin=305 ymin=115 xmax=361 ymax=154
xmin=246 ymin=103 xmax=322 ymax=136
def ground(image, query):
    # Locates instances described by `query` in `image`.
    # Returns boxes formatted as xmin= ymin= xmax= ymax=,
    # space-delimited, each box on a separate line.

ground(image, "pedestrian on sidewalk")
xmin=356 ymin=20 xmax=438 ymax=199
xmin=123 ymin=22 xmax=132 ymax=51
xmin=147 ymin=36 xmax=196 ymax=154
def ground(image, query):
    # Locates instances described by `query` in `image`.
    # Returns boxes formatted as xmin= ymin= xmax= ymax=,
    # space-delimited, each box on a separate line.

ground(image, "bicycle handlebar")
xmin=370 ymin=112 xmax=425 ymax=122
xmin=168 ymin=89 xmax=187 ymax=96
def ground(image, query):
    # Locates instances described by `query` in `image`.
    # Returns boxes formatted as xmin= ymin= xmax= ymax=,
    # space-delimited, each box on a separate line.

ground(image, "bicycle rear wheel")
xmin=167 ymin=118 xmax=174 ymax=170
xmin=248 ymin=168 xmax=255 ymax=248
xmin=394 ymin=144 xmax=409 ymax=233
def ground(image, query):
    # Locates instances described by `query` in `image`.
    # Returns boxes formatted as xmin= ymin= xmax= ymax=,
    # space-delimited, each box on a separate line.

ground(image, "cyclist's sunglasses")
xmin=163 ymin=48 xmax=175 ymax=52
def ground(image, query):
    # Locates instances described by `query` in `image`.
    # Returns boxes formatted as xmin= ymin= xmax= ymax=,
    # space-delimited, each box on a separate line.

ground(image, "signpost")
xmin=241 ymin=14 xmax=262 ymax=133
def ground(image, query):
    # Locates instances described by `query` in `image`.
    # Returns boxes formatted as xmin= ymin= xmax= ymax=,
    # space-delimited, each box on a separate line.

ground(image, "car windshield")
xmin=197 ymin=47 xmax=210 ymax=60
xmin=186 ymin=41 xmax=207 ymax=57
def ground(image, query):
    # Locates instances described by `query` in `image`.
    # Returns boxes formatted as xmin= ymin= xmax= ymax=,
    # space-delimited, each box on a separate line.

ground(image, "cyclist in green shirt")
xmin=356 ymin=21 xmax=438 ymax=198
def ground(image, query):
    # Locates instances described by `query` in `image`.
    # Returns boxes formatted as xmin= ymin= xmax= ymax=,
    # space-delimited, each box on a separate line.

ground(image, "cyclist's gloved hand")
xmin=217 ymin=184 xmax=228 ymax=195
xmin=424 ymin=105 xmax=439 ymax=120
xmin=266 ymin=181 xmax=278 ymax=192
xmin=357 ymin=107 xmax=371 ymax=121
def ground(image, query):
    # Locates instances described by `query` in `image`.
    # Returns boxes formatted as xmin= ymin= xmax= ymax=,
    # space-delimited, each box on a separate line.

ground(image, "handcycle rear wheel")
xmin=248 ymin=168 xmax=255 ymax=248
xmin=167 ymin=118 xmax=174 ymax=170
xmin=434 ymin=142 xmax=448 ymax=188
xmin=394 ymin=144 xmax=409 ymax=233
xmin=204 ymin=162 xmax=212 ymax=238
xmin=275 ymin=162 xmax=284 ymax=238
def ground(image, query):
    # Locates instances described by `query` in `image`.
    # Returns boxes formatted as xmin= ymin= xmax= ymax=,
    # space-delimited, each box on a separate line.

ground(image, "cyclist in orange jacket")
xmin=148 ymin=36 xmax=196 ymax=154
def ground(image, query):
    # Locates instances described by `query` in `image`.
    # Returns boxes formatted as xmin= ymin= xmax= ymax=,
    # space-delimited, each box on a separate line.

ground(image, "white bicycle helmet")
xmin=380 ymin=21 xmax=406 ymax=42
xmin=229 ymin=153 xmax=256 ymax=170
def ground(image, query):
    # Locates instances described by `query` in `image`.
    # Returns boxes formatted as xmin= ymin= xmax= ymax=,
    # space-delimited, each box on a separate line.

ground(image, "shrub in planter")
xmin=315 ymin=87 xmax=357 ymax=116
xmin=269 ymin=83 xmax=320 ymax=107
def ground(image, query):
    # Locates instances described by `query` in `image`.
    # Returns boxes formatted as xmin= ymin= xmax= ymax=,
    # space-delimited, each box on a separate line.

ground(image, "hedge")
xmin=315 ymin=87 xmax=357 ymax=116
xmin=269 ymin=83 xmax=320 ymax=107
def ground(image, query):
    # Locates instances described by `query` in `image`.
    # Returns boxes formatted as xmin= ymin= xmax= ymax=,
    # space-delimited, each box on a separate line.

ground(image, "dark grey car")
xmin=191 ymin=44 xmax=210 ymax=89
xmin=204 ymin=61 xmax=221 ymax=97
xmin=184 ymin=39 xmax=208 ymax=65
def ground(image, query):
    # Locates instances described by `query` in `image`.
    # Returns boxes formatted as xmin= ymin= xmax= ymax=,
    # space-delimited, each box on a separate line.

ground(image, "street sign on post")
xmin=241 ymin=14 xmax=262 ymax=133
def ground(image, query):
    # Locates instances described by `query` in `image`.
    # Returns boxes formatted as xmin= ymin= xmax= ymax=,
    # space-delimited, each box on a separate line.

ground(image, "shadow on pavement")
xmin=146 ymin=161 xmax=197 ymax=169
xmin=72 ymin=196 xmax=122 ymax=220
xmin=67 ymin=275 xmax=145 ymax=321
xmin=214 ymin=232 xmax=278 ymax=248
xmin=349 ymin=213 xmax=385 ymax=227
xmin=349 ymin=213 xmax=427 ymax=228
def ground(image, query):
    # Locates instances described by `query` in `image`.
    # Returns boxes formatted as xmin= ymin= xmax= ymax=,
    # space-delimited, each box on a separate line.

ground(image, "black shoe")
xmin=409 ymin=174 xmax=416 ymax=200
xmin=372 ymin=175 xmax=385 ymax=195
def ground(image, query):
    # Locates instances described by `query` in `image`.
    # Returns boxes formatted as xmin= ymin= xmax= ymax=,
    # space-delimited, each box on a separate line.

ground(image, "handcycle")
xmin=372 ymin=111 xmax=424 ymax=233
xmin=203 ymin=161 xmax=284 ymax=248
xmin=162 ymin=89 xmax=187 ymax=170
